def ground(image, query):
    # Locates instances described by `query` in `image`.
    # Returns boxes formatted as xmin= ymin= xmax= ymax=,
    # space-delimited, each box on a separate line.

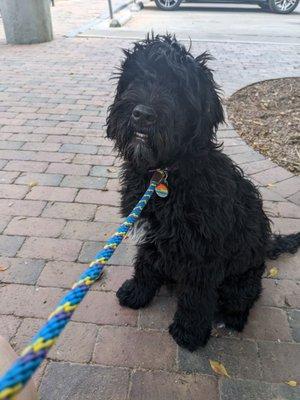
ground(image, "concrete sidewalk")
xmin=0 ymin=2 xmax=299 ymax=399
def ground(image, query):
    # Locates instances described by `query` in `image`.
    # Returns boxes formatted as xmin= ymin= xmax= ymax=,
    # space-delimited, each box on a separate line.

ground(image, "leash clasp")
xmin=150 ymin=169 xmax=167 ymax=185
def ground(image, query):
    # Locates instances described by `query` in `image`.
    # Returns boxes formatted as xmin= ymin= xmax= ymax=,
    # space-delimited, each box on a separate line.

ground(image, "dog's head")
xmin=107 ymin=34 xmax=224 ymax=169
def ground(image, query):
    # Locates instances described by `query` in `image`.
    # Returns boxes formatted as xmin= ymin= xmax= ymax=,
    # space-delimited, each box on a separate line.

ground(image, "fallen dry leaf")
xmin=0 ymin=265 xmax=8 ymax=272
xmin=209 ymin=360 xmax=230 ymax=378
xmin=285 ymin=380 xmax=298 ymax=387
xmin=29 ymin=181 xmax=38 ymax=188
xmin=267 ymin=267 xmax=279 ymax=278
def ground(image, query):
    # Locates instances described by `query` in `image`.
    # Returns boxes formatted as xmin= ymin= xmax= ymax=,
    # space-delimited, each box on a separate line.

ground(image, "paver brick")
xmin=258 ymin=341 xmax=300 ymax=383
xmin=82 ymin=136 xmax=113 ymax=146
xmin=219 ymin=379 xmax=300 ymax=400
xmin=0 ymin=184 xmax=29 ymax=199
xmin=0 ymin=315 xmax=21 ymax=341
xmin=60 ymin=175 xmax=107 ymax=189
xmin=62 ymin=221 xmax=119 ymax=241
xmin=46 ymin=114 xmax=80 ymax=122
xmin=15 ymin=172 xmax=63 ymax=186
xmin=38 ymin=261 xmax=86 ymax=288
xmin=34 ymin=151 xmax=74 ymax=163
xmin=238 ymin=306 xmax=292 ymax=342
xmin=260 ymin=187 xmax=286 ymax=202
xmin=0 ymin=215 xmax=12 ymax=233
xmin=288 ymin=191 xmax=300 ymax=206
xmin=44 ymin=134 xmax=82 ymax=144
xmin=42 ymin=202 xmax=96 ymax=221
xmin=179 ymin=337 xmax=262 ymax=380
xmin=33 ymin=127 xmax=71 ymax=135
xmin=46 ymin=162 xmax=90 ymax=176
xmin=0 ymin=257 xmax=45 ymax=285
xmin=231 ymin=151 xmax=265 ymax=165
xmin=259 ymin=278 xmax=300 ymax=308
xmin=271 ymin=217 xmax=300 ymax=235
xmin=223 ymin=145 xmax=249 ymax=155
xmin=0 ymin=140 xmax=24 ymax=150
xmin=93 ymin=326 xmax=176 ymax=369
xmin=0 ymin=199 xmax=46 ymax=217
xmin=21 ymin=142 xmax=61 ymax=152
xmin=252 ymin=166 xmax=293 ymax=186
xmin=39 ymin=362 xmax=129 ymax=400
xmin=98 ymin=146 xmax=114 ymax=156
xmin=94 ymin=205 xmax=122 ymax=223
xmin=59 ymin=143 xmax=98 ymax=154
xmin=73 ymin=154 xmax=115 ymax=166
xmin=0 ymin=160 xmax=8 ymax=170
xmin=96 ymin=265 xmax=134 ymax=292
xmin=19 ymin=237 xmax=82 ymax=261
xmin=0 ymin=171 xmax=19 ymax=184
xmin=0 ymin=284 xmax=64 ymax=318
xmin=106 ymin=178 xmax=121 ymax=191
xmin=26 ymin=186 xmax=77 ymax=202
xmin=5 ymin=217 xmax=66 ymax=238
xmin=14 ymin=318 xmax=97 ymax=363
xmin=266 ymin=254 xmax=300 ymax=281
xmin=90 ymin=165 xmax=118 ymax=178
xmin=4 ymin=160 xmax=48 ymax=173
xmin=8 ymin=133 xmax=47 ymax=142
xmin=272 ymin=176 xmax=300 ymax=198
xmin=0 ymin=126 xmax=18 ymax=136
xmin=139 ymin=296 xmax=177 ymax=330
xmin=73 ymin=291 xmax=137 ymax=326
xmin=130 ymin=370 xmax=219 ymax=400
xmin=76 ymin=189 xmax=120 ymax=206
xmin=0 ymin=235 xmax=25 ymax=257
xmin=288 ymin=310 xmax=300 ymax=343
xmin=242 ymin=159 xmax=275 ymax=176
xmin=79 ymin=241 xmax=136 ymax=266
xmin=24 ymin=119 xmax=57 ymax=127
xmin=263 ymin=201 xmax=300 ymax=219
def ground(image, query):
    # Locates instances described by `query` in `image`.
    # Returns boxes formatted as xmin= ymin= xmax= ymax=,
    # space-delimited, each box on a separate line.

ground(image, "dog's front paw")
xmin=116 ymin=279 xmax=155 ymax=309
xmin=169 ymin=320 xmax=211 ymax=351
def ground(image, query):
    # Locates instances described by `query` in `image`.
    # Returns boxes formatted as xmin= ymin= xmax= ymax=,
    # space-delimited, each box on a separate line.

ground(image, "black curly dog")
xmin=107 ymin=34 xmax=300 ymax=351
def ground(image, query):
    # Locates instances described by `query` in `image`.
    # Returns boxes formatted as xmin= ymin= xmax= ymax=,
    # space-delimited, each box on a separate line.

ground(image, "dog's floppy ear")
xmin=193 ymin=52 xmax=224 ymax=134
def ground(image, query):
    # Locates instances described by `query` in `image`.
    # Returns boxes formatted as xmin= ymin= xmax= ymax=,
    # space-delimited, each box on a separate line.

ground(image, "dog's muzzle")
xmin=131 ymin=104 xmax=157 ymax=127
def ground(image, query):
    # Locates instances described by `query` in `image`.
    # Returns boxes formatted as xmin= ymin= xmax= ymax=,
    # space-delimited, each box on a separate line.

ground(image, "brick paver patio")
xmin=0 ymin=1 xmax=299 ymax=399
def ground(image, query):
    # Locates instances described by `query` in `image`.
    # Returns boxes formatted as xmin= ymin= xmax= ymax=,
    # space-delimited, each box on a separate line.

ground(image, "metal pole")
xmin=107 ymin=0 xmax=114 ymax=19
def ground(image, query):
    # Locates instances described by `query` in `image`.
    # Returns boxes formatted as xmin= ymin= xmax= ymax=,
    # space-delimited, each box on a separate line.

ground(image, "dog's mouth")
xmin=134 ymin=131 xmax=148 ymax=143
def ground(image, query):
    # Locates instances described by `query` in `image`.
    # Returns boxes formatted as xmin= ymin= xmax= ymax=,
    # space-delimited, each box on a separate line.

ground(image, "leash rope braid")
xmin=0 ymin=170 xmax=165 ymax=400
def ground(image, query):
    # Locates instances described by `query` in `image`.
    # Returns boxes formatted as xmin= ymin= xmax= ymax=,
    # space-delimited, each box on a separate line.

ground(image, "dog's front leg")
xmin=116 ymin=242 xmax=162 ymax=309
xmin=169 ymin=281 xmax=216 ymax=351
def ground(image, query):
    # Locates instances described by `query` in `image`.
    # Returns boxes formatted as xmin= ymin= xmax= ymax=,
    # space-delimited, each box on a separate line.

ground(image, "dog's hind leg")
xmin=116 ymin=242 xmax=163 ymax=309
xmin=217 ymin=263 xmax=265 ymax=332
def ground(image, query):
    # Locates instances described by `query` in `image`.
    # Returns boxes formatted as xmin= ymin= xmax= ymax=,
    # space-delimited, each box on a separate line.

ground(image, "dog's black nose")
xmin=132 ymin=104 xmax=156 ymax=126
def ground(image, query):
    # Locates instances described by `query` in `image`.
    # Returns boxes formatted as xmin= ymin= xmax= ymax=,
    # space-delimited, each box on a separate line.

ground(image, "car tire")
xmin=154 ymin=0 xmax=182 ymax=11
xmin=268 ymin=0 xmax=299 ymax=13
xmin=258 ymin=2 xmax=270 ymax=10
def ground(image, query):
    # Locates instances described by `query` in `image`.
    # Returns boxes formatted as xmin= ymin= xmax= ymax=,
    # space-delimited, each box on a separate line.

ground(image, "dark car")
xmin=153 ymin=0 xmax=299 ymax=13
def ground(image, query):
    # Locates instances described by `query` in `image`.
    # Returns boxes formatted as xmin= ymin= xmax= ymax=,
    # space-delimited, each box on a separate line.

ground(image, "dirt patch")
xmin=227 ymin=77 xmax=300 ymax=174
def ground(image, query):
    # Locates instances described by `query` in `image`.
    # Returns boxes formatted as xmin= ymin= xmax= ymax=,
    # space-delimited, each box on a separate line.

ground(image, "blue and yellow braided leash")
xmin=0 ymin=170 xmax=165 ymax=400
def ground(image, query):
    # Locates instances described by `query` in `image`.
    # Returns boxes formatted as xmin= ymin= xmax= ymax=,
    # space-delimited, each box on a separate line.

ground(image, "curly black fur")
xmin=107 ymin=34 xmax=300 ymax=351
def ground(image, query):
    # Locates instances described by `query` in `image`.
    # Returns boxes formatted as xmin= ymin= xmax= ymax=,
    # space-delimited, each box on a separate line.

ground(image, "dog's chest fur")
xmin=121 ymin=156 xmax=270 ymax=280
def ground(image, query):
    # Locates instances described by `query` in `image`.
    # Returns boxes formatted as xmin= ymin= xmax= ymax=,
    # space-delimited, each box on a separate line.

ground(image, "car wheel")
xmin=154 ymin=0 xmax=182 ymax=11
xmin=268 ymin=0 xmax=299 ymax=13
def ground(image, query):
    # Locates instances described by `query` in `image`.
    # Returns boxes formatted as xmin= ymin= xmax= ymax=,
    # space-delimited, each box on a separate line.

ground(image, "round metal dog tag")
xmin=155 ymin=182 xmax=169 ymax=198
